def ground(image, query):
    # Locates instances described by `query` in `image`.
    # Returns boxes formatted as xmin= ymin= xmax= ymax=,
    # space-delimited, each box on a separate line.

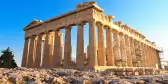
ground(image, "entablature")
xmin=112 ymin=23 xmax=158 ymax=50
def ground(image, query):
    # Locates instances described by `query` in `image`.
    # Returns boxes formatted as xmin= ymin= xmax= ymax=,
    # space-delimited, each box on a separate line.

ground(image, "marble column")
xmin=145 ymin=45 xmax=150 ymax=67
xmin=34 ymin=34 xmax=42 ymax=68
xmin=119 ymin=33 xmax=127 ymax=67
xmin=105 ymin=26 xmax=114 ymax=66
xmin=52 ymin=29 xmax=62 ymax=68
xmin=88 ymin=19 xmax=98 ymax=68
xmin=21 ymin=38 xmax=29 ymax=67
xmin=129 ymin=37 xmax=134 ymax=67
xmin=49 ymin=34 xmax=54 ymax=67
xmin=141 ymin=43 xmax=147 ymax=67
xmin=133 ymin=39 xmax=138 ymax=67
xmin=42 ymin=32 xmax=51 ymax=68
xmin=136 ymin=41 xmax=142 ymax=67
xmin=148 ymin=46 xmax=152 ymax=67
xmin=76 ymin=23 xmax=85 ymax=68
xmin=153 ymin=48 xmax=157 ymax=68
xmin=152 ymin=48 xmax=157 ymax=68
xmin=33 ymin=38 xmax=37 ymax=67
xmin=152 ymin=48 xmax=156 ymax=67
xmin=155 ymin=49 xmax=159 ymax=69
xmin=125 ymin=35 xmax=132 ymax=67
xmin=156 ymin=50 xmax=161 ymax=69
xmin=150 ymin=47 xmax=154 ymax=67
xmin=64 ymin=27 xmax=72 ymax=68
xmin=97 ymin=22 xmax=106 ymax=66
xmin=112 ymin=30 xmax=121 ymax=67
xmin=27 ymin=36 xmax=35 ymax=68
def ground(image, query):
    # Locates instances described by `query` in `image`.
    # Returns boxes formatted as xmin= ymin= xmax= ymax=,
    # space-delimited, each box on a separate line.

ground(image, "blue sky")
xmin=0 ymin=0 xmax=168 ymax=66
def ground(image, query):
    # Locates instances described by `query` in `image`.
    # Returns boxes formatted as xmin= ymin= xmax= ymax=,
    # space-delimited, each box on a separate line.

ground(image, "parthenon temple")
xmin=21 ymin=1 xmax=161 ymax=70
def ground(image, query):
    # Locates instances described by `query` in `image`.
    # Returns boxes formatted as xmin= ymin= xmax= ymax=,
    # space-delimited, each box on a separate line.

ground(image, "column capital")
xmin=37 ymin=33 xmax=43 ymax=36
xmin=77 ymin=22 xmax=86 ymax=26
xmin=65 ymin=26 xmax=73 ymax=30
xmin=112 ymin=29 xmax=118 ymax=33
xmin=118 ymin=32 xmax=124 ymax=36
xmin=96 ymin=21 xmax=103 ymax=27
xmin=31 ymin=35 xmax=36 ymax=39
xmin=55 ymin=28 xmax=62 ymax=32
xmin=88 ymin=18 xmax=96 ymax=23
xmin=104 ymin=26 xmax=112 ymax=31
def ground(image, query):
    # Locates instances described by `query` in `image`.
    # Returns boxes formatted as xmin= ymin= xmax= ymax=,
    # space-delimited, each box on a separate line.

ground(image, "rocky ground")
xmin=0 ymin=67 xmax=168 ymax=84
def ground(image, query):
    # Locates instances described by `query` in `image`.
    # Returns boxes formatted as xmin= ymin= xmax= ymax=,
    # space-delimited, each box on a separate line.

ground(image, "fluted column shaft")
xmin=133 ymin=39 xmax=138 ymax=67
xmin=136 ymin=41 xmax=142 ymax=67
xmin=49 ymin=35 xmax=54 ymax=67
xmin=21 ymin=38 xmax=29 ymax=67
xmin=150 ymin=47 xmax=154 ymax=67
xmin=153 ymin=49 xmax=158 ymax=68
xmin=64 ymin=27 xmax=72 ymax=68
xmin=145 ymin=45 xmax=150 ymax=67
xmin=97 ymin=23 xmax=105 ymax=66
xmin=34 ymin=34 xmax=42 ymax=68
xmin=148 ymin=46 xmax=152 ymax=67
xmin=142 ymin=43 xmax=147 ymax=67
xmin=130 ymin=38 xmax=134 ymax=67
xmin=156 ymin=50 xmax=161 ymax=69
xmin=76 ymin=23 xmax=84 ymax=68
xmin=152 ymin=48 xmax=157 ymax=68
xmin=125 ymin=36 xmax=132 ymax=67
xmin=106 ymin=27 xmax=114 ymax=66
xmin=42 ymin=32 xmax=50 ymax=68
xmin=27 ymin=36 xmax=35 ymax=68
xmin=113 ymin=30 xmax=121 ymax=67
xmin=52 ymin=29 xmax=62 ymax=68
xmin=119 ymin=33 xmax=127 ymax=66
xmin=88 ymin=19 xmax=98 ymax=68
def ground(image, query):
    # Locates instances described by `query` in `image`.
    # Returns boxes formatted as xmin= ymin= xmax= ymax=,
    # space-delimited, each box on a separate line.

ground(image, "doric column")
xmin=133 ymin=39 xmax=138 ymax=67
xmin=27 ymin=36 xmax=35 ymax=68
xmin=21 ymin=38 xmax=29 ymax=67
xmin=112 ymin=30 xmax=121 ymax=67
xmin=136 ymin=41 xmax=142 ymax=67
xmin=97 ymin=22 xmax=106 ymax=66
xmin=155 ymin=49 xmax=159 ymax=69
xmin=156 ymin=50 xmax=161 ymax=69
xmin=153 ymin=48 xmax=157 ymax=68
xmin=148 ymin=46 xmax=152 ymax=67
xmin=34 ymin=34 xmax=42 ymax=68
xmin=52 ymin=29 xmax=62 ymax=68
xmin=76 ymin=23 xmax=85 ymax=68
xmin=152 ymin=48 xmax=155 ymax=67
xmin=146 ymin=45 xmax=150 ymax=67
xmin=88 ymin=18 xmax=98 ymax=69
xmin=42 ymin=32 xmax=51 ymax=68
xmin=125 ymin=35 xmax=132 ymax=67
xmin=152 ymin=48 xmax=156 ymax=68
xmin=64 ymin=27 xmax=72 ymax=68
xmin=49 ymin=34 xmax=54 ymax=67
xmin=144 ymin=45 xmax=149 ymax=67
xmin=105 ymin=26 xmax=114 ymax=66
xmin=151 ymin=48 xmax=154 ymax=67
xmin=150 ymin=47 xmax=154 ymax=67
xmin=129 ymin=37 xmax=134 ymax=67
xmin=119 ymin=33 xmax=127 ymax=67
xmin=141 ymin=43 xmax=147 ymax=67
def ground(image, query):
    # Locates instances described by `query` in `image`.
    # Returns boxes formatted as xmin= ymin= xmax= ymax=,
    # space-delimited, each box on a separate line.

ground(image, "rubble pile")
xmin=0 ymin=67 xmax=168 ymax=84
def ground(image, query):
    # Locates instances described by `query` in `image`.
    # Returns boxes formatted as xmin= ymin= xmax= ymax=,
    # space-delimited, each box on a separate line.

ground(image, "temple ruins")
xmin=21 ymin=2 xmax=161 ymax=71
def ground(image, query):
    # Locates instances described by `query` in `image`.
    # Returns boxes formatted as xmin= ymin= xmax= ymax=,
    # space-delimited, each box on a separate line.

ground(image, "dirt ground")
xmin=0 ymin=67 xmax=168 ymax=84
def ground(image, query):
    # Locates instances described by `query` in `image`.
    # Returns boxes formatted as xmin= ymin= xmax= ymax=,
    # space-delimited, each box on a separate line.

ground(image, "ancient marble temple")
xmin=21 ymin=2 xmax=161 ymax=69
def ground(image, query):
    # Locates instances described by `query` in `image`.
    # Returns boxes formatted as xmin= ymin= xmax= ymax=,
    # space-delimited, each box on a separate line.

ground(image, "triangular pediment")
xmin=24 ymin=19 xmax=43 ymax=29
